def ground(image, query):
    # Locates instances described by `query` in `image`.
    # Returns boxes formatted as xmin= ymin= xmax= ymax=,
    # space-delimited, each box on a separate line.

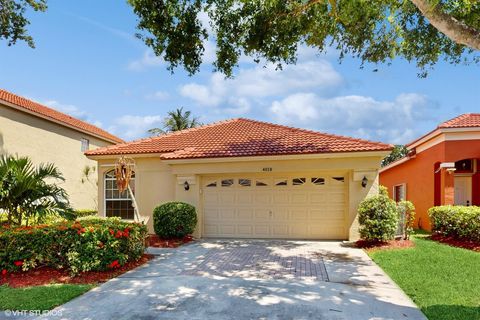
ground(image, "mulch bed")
xmin=356 ymin=239 xmax=415 ymax=252
xmin=430 ymin=233 xmax=480 ymax=252
xmin=146 ymin=234 xmax=194 ymax=248
xmin=0 ymin=254 xmax=154 ymax=288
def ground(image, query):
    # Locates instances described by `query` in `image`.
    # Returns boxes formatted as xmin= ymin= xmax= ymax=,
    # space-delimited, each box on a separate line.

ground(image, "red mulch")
xmin=0 ymin=254 xmax=154 ymax=288
xmin=146 ymin=234 xmax=194 ymax=248
xmin=430 ymin=233 xmax=480 ymax=252
xmin=356 ymin=239 xmax=415 ymax=251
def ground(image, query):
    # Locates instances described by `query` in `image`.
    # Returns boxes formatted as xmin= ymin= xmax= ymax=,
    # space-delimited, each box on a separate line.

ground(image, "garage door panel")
xmin=237 ymin=208 xmax=254 ymax=220
xmin=203 ymin=173 xmax=347 ymax=239
xmin=254 ymin=225 xmax=270 ymax=235
xmin=254 ymin=209 xmax=271 ymax=220
xmin=237 ymin=225 xmax=254 ymax=236
xmin=237 ymin=192 xmax=254 ymax=204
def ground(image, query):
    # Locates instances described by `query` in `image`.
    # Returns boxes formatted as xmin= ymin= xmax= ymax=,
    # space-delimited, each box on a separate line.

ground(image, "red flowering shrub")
xmin=0 ymin=217 xmax=147 ymax=275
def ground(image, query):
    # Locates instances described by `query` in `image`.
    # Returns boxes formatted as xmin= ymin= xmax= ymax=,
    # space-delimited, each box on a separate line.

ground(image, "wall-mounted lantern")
xmin=184 ymin=181 xmax=190 ymax=191
xmin=361 ymin=176 xmax=368 ymax=188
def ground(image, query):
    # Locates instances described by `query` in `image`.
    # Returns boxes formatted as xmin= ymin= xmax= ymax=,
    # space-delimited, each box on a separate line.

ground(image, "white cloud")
xmin=128 ymin=50 xmax=163 ymax=71
xmin=145 ymin=91 xmax=170 ymax=101
xmin=108 ymin=115 xmax=164 ymax=140
xmin=44 ymin=100 xmax=103 ymax=128
xmin=179 ymin=60 xmax=343 ymax=110
xmin=269 ymin=93 xmax=439 ymax=144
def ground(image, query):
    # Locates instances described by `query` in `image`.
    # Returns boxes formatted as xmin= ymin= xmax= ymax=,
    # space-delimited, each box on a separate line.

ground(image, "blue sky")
xmin=0 ymin=0 xmax=479 ymax=144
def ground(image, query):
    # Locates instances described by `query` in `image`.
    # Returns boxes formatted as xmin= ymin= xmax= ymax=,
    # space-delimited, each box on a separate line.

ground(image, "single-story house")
xmin=380 ymin=113 xmax=480 ymax=230
xmin=0 ymin=89 xmax=124 ymax=209
xmin=86 ymin=118 xmax=392 ymax=240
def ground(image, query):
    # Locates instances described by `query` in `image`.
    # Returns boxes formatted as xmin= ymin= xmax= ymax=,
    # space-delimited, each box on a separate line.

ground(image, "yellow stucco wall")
xmin=0 ymin=103 xmax=115 ymax=210
xmin=92 ymin=154 xmax=385 ymax=240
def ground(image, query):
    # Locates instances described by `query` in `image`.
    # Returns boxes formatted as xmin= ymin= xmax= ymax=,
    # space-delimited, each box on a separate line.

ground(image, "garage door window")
xmin=332 ymin=177 xmax=345 ymax=183
xmin=311 ymin=177 xmax=325 ymax=185
xmin=256 ymin=180 xmax=268 ymax=186
xmin=206 ymin=181 xmax=217 ymax=187
xmin=221 ymin=179 xmax=234 ymax=187
xmin=292 ymin=178 xmax=306 ymax=185
xmin=239 ymin=179 xmax=251 ymax=187
xmin=275 ymin=179 xmax=288 ymax=186
xmin=104 ymin=170 xmax=135 ymax=220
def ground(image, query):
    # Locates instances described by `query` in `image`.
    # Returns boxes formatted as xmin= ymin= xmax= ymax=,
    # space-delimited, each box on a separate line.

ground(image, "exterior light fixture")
xmin=184 ymin=181 xmax=190 ymax=191
xmin=361 ymin=176 xmax=368 ymax=188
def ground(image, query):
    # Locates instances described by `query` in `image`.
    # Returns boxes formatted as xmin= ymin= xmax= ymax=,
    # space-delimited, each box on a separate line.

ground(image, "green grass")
xmin=369 ymin=234 xmax=480 ymax=320
xmin=0 ymin=284 xmax=94 ymax=311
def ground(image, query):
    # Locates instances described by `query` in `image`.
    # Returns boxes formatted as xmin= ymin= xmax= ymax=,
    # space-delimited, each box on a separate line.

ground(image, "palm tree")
xmin=148 ymin=107 xmax=201 ymax=136
xmin=0 ymin=155 xmax=74 ymax=226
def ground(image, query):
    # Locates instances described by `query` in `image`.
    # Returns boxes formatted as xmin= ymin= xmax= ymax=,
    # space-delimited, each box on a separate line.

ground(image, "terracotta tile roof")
xmin=438 ymin=113 xmax=480 ymax=128
xmin=86 ymin=118 xmax=392 ymax=159
xmin=0 ymin=89 xmax=124 ymax=144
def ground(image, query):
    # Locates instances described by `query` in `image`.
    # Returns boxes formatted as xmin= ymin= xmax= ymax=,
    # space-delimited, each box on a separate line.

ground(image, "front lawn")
xmin=369 ymin=233 xmax=480 ymax=320
xmin=0 ymin=284 xmax=93 ymax=311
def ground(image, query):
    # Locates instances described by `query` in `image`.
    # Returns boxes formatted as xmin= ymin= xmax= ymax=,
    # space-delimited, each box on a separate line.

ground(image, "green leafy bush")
xmin=0 ymin=217 xmax=147 ymax=275
xmin=429 ymin=206 xmax=480 ymax=242
xmin=358 ymin=186 xmax=399 ymax=241
xmin=153 ymin=202 xmax=197 ymax=238
xmin=74 ymin=209 xmax=98 ymax=217
xmin=397 ymin=200 xmax=416 ymax=240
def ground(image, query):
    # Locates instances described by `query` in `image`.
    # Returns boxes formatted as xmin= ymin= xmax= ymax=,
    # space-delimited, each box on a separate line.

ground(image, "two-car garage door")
xmin=202 ymin=173 xmax=348 ymax=239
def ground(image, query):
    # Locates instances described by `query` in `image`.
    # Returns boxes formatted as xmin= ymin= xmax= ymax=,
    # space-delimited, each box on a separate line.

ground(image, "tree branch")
xmin=411 ymin=0 xmax=480 ymax=50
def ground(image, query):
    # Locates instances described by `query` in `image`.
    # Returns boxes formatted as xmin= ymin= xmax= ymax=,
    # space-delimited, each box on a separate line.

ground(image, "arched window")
xmin=104 ymin=169 xmax=135 ymax=220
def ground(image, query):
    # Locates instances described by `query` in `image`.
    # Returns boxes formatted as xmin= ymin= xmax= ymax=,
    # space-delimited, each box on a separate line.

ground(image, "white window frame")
xmin=81 ymin=138 xmax=90 ymax=152
xmin=393 ymin=183 xmax=407 ymax=202
xmin=104 ymin=169 xmax=135 ymax=220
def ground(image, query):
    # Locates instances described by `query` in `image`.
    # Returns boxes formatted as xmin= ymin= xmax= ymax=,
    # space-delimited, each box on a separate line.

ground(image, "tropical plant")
xmin=148 ymin=107 xmax=201 ymax=136
xmin=429 ymin=205 xmax=480 ymax=242
xmin=358 ymin=186 xmax=399 ymax=241
xmin=0 ymin=155 xmax=74 ymax=226
xmin=0 ymin=217 xmax=147 ymax=275
xmin=396 ymin=200 xmax=416 ymax=240
xmin=382 ymin=145 xmax=409 ymax=167
xmin=153 ymin=202 xmax=197 ymax=238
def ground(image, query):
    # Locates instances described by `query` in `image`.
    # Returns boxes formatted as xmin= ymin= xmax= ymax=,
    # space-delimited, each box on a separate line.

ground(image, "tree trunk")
xmin=411 ymin=0 xmax=480 ymax=50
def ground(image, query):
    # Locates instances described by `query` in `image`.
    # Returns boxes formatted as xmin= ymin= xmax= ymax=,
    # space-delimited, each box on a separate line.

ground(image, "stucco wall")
xmin=380 ymin=139 xmax=480 ymax=230
xmin=94 ymin=154 xmax=385 ymax=240
xmin=0 ymin=103 xmax=114 ymax=210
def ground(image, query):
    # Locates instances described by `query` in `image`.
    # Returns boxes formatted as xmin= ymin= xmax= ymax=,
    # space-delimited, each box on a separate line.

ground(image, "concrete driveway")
xmin=43 ymin=240 xmax=426 ymax=320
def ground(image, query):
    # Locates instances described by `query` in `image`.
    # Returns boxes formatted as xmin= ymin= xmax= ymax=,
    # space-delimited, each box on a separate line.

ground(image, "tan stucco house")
xmin=0 ymin=89 xmax=123 ymax=210
xmin=86 ymin=119 xmax=392 ymax=241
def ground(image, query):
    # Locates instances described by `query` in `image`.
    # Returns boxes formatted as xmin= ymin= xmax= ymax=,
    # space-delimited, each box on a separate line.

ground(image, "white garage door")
xmin=202 ymin=173 xmax=347 ymax=239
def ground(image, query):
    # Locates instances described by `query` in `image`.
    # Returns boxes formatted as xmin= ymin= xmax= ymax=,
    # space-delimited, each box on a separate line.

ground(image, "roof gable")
xmin=86 ymin=118 xmax=392 ymax=159
xmin=0 ymin=89 xmax=124 ymax=144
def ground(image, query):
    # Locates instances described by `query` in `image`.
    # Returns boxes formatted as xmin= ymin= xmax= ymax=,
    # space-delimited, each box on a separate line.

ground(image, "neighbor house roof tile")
xmin=0 ymin=89 xmax=124 ymax=144
xmin=438 ymin=113 xmax=480 ymax=128
xmin=86 ymin=118 xmax=392 ymax=159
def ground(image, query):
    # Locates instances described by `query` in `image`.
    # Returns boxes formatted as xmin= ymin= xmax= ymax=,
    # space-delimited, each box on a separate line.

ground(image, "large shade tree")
xmin=0 ymin=155 xmax=74 ymax=226
xmin=1 ymin=1 xmax=480 ymax=76
xmin=148 ymin=107 xmax=201 ymax=135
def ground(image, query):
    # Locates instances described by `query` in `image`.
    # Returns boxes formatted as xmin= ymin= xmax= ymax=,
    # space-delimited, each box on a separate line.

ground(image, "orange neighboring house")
xmin=380 ymin=114 xmax=480 ymax=230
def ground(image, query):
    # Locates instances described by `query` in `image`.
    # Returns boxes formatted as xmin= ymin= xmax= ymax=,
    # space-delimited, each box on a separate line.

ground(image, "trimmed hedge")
xmin=429 ymin=206 xmax=480 ymax=242
xmin=153 ymin=202 xmax=197 ymax=238
xmin=358 ymin=186 xmax=399 ymax=241
xmin=0 ymin=217 xmax=147 ymax=275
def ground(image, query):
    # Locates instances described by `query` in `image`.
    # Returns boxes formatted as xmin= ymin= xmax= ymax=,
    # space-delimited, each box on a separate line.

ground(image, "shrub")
xmin=429 ymin=206 xmax=480 ymax=242
xmin=358 ymin=186 xmax=398 ymax=241
xmin=153 ymin=202 xmax=197 ymax=238
xmin=0 ymin=217 xmax=147 ymax=275
xmin=397 ymin=200 xmax=416 ymax=240
xmin=74 ymin=209 xmax=98 ymax=218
